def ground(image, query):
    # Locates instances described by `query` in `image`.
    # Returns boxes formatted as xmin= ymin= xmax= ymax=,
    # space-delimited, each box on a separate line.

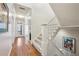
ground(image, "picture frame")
xmin=63 ymin=36 xmax=76 ymax=53
xmin=0 ymin=3 xmax=9 ymax=33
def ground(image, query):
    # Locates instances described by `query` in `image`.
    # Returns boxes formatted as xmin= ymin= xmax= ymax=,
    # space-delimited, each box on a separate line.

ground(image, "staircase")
xmin=32 ymin=17 xmax=65 ymax=56
xmin=46 ymin=17 xmax=64 ymax=56
xmin=32 ymin=33 xmax=42 ymax=53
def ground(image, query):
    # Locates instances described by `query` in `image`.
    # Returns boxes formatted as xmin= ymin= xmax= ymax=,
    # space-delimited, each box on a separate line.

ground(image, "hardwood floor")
xmin=10 ymin=36 xmax=41 ymax=56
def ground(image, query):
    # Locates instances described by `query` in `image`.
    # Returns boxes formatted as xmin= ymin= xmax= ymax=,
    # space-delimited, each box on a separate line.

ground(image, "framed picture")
xmin=63 ymin=36 xmax=76 ymax=53
xmin=0 ymin=3 xmax=9 ymax=33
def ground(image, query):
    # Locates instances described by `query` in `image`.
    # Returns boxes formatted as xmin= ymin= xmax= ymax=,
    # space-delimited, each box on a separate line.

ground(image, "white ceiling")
xmin=50 ymin=3 xmax=79 ymax=27
xmin=14 ymin=3 xmax=31 ymax=16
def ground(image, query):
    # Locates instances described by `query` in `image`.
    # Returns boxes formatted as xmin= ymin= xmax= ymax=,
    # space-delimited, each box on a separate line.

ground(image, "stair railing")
xmin=39 ymin=16 xmax=63 ymax=56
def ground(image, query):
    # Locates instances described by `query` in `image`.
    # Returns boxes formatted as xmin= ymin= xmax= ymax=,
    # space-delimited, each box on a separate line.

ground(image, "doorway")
xmin=14 ymin=4 xmax=31 ymax=40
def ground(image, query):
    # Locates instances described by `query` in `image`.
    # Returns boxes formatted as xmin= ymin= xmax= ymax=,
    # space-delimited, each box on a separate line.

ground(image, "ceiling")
xmin=14 ymin=3 xmax=31 ymax=17
xmin=49 ymin=3 xmax=79 ymax=27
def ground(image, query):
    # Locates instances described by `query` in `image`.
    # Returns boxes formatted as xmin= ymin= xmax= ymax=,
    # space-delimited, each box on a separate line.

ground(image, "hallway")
xmin=10 ymin=36 xmax=41 ymax=56
xmin=0 ymin=3 xmax=79 ymax=56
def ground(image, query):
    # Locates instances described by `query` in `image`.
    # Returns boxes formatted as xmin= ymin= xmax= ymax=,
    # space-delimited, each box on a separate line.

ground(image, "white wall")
xmin=31 ymin=4 xmax=55 ymax=39
xmin=49 ymin=29 xmax=79 ymax=56
xmin=0 ymin=3 xmax=15 ymax=56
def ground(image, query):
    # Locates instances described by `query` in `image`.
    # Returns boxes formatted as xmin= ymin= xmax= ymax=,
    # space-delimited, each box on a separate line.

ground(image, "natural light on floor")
xmin=17 ymin=38 xmax=22 ymax=47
